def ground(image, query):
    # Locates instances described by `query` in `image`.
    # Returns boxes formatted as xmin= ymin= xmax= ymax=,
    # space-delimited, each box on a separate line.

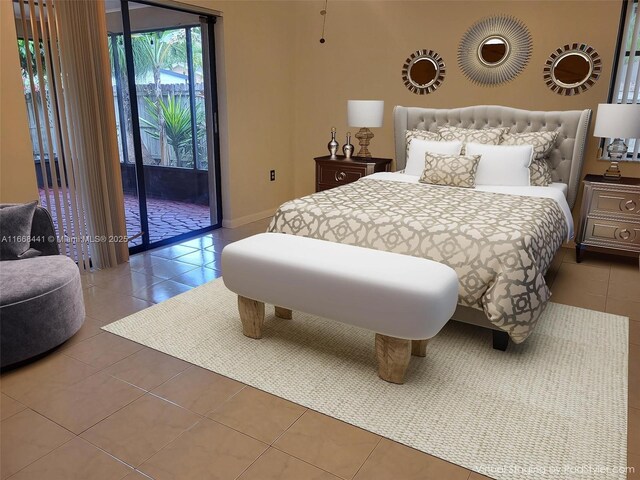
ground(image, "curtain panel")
xmin=18 ymin=0 xmax=128 ymax=269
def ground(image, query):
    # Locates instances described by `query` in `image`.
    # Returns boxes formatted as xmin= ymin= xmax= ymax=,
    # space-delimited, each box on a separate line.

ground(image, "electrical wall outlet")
xmin=270 ymin=170 xmax=276 ymax=181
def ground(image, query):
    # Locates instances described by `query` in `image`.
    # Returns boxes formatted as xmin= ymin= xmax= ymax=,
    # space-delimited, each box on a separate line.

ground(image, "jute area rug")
xmin=103 ymin=278 xmax=628 ymax=480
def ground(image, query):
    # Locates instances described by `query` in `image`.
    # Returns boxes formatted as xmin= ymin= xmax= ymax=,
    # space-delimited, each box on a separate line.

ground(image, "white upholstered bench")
xmin=221 ymin=233 xmax=459 ymax=384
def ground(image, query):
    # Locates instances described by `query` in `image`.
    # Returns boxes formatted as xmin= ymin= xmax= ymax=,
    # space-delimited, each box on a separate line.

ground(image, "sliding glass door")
xmin=105 ymin=0 xmax=222 ymax=253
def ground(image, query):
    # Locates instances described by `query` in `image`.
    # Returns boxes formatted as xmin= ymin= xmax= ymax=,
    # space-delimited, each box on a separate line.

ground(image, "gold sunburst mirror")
xmin=458 ymin=15 xmax=532 ymax=85
xmin=402 ymin=49 xmax=446 ymax=95
xmin=543 ymin=44 xmax=602 ymax=95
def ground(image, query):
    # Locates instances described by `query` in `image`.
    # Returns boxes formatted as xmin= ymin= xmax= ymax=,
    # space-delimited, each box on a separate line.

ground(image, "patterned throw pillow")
xmin=405 ymin=129 xmax=439 ymax=158
xmin=0 ymin=201 xmax=39 ymax=260
xmin=501 ymin=131 xmax=559 ymax=186
xmin=527 ymin=161 xmax=553 ymax=186
xmin=419 ymin=152 xmax=481 ymax=188
xmin=437 ymin=126 xmax=509 ymax=153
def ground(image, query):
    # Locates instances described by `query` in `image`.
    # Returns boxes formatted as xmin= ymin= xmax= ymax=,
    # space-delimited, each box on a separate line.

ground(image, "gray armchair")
xmin=0 ymin=204 xmax=85 ymax=368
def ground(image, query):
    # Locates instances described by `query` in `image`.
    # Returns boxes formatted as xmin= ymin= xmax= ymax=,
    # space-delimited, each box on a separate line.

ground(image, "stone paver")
xmin=38 ymin=189 xmax=211 ymax=247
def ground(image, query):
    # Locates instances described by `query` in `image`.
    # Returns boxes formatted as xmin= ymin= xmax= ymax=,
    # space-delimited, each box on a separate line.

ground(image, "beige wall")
xmin=0 ymin=0 xmax=630 ymax=225
xmin=177 ymin=0 xmax=297 ymax=226
xmin=0 ymin=0 xmax=38 ymax=204
xmin=290 ymin=0 xmax=629 ymax=222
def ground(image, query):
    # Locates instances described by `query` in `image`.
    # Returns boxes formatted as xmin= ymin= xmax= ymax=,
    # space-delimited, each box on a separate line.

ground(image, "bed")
xmin=268 ymin=105 xmax=592 ymax=349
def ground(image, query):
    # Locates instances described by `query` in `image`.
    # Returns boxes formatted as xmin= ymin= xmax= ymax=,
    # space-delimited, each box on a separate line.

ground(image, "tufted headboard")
xmin=393 ymin=105 xmax=592 ymax=208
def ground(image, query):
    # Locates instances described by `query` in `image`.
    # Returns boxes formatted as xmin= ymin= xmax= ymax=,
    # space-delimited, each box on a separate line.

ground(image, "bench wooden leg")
xmin=274 ymin=306 xmax=292 ymax=319
xmin=238 ymin=296 xmax=265 ymax=339
xmin=411 ymin=339 xmax=429 ymax=357
xmin=375 ymin=334 xmax=411 ymax=384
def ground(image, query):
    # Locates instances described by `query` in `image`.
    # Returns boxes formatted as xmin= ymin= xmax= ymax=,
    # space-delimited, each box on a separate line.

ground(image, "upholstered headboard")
xmin=393 ymin=105 xmax=592 ymax=208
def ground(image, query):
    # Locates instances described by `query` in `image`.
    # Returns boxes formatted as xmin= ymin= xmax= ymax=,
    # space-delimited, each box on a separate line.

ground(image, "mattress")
xmin=368 ymin=172 xmax=573 ymax=239
xmin=268 ymin=174 xmax=570 ymax=343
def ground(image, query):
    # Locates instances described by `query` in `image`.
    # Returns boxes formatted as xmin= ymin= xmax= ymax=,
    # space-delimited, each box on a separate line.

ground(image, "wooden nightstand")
xmin=314 ymin=155 xmax=392 ymax=192
xmin=576 ymin=174 xmax=640 ymax=262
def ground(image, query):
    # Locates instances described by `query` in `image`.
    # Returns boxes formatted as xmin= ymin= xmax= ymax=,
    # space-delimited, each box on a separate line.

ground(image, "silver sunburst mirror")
xmin=543 ymin=43 xmax=602 ymax=96
xmin=402 ymin=49 xmax=446 ymax=95
xmin=458 ymin=15 xmax=532 ymax=86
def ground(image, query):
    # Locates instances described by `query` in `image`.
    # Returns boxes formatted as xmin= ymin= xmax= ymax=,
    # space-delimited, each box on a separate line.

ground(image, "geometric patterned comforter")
xmin=268 ymin=178 xmax=568 ymax=343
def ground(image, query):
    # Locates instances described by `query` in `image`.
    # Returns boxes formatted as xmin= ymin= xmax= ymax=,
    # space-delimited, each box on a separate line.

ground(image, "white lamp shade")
xmin=593 ymin=103 xmax=640 ymax=138
xmin=347 ymin=100 xmax=384 ymax=128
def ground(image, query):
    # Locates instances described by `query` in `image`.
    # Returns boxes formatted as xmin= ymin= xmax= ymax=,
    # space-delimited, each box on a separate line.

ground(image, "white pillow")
xmin=465 ymin=142 xmax=533 ymax=186
xmin=405 ymin=139 xmax=463 ymax=176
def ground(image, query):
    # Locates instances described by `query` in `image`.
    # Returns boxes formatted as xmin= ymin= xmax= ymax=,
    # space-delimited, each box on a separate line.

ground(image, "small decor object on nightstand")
xmin=348 ymin=100 xmax=384 ymax=158
xmin=343 ymin=132 xmax=354 ymax=158
xmin=593 ymin=103 xmax=640 ymax=180
xmin=327 ymin=127 xmax=339 ymax=159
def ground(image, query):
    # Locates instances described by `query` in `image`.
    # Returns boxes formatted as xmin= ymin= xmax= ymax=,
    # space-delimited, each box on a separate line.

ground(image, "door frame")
xmin=118 ymin=0 xmax=223 ymax=255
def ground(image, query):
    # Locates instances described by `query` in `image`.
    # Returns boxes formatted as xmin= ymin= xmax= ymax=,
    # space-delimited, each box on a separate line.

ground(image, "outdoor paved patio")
xmin=39 ymin=188 xmax=211 ymax=245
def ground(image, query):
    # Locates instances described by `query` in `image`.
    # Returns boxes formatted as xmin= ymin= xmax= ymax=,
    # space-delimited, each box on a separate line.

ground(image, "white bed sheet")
xmin=549 ymin=182 xmax=568 ymax=197
xmin=366 ymin=172 xmax=574 ymax=240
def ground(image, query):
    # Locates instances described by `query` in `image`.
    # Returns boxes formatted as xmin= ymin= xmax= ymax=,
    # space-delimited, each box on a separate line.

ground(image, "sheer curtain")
xmin=18 ymin=0 xmax=128 ymax=270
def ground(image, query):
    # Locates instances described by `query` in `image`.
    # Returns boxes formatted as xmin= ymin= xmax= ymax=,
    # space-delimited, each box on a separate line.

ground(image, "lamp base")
xmin=355 ymin=128 xmax=374 ymax=158
xmin=602 ymin=138 xmax=626 ymax=181
xmin=603 ymin=162 xmax=622 ymax=181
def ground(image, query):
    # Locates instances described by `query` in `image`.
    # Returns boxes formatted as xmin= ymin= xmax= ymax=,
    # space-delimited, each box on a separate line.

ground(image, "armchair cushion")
xmin=0 ymin=202 xmax=40 ymax=260
xmin=0 ymin=203 xmax=59 ymax=257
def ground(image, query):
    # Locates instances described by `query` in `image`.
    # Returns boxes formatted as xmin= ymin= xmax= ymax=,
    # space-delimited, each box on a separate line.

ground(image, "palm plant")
xmin=108 ymin=28 xmax=206 ymax=166
xmin=140 ymin=95 xmax=202 ymax=167
xmin=17 ymin=40 xmax=42 ymax=77
xmin=132 ymin=30 xmax=185 ymax=165
xmin=110 ymin=30 xmax=186 ymax=165
xmin=17 ymin=39 xmax=47 ymax=94
xmin=108 ymin=34 xmax=156 ymax=164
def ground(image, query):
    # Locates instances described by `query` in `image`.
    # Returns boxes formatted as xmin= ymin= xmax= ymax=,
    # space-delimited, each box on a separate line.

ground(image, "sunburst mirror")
xmin=543 ymin=44 xmax=601 ymax=95
xmin=402 ymin=49 xmax=446 ymax=95
xmin=458 ymin=15 xmax=532 ymax=85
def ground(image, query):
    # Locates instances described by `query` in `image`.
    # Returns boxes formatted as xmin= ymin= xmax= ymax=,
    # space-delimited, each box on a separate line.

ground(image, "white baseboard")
xmin=221 ymin=207 xmax=277 ymax=229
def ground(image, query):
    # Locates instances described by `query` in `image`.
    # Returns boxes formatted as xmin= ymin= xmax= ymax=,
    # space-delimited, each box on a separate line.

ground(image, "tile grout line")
xmin=132 ymin=415 xmax=272 ymax=479
xmin=202 ymin=384 xmax=249 ymax=417
xmin=2 ymin=399 xmax=79 ymax=439
xmin=83 ymin=408 xmax=202 ymax=475
xmin=76 ymin=436 xmax=138 ymax=473
xmin=127 ymin=276 xmax=198 ymax=303
xmin=231 ymin=444 xmax=271 ymax=480
xmin=0 ymin=391 xmax=28 ymax=423
xmin=87 ymin=278 xmax=167 ymax=298
xmin=269 ymin=442 xmax=359 ymax=480
xmin=4 ymin=434 xmax=78 ymax=478
xmin=0 ymin=407 xmax=25 ymax=423
xmin=61 ymin=338 xmax=145 ymax=373
xmin=264 ymin=409 xmax=374 ymax=480
xmin=73 ymin=384 xmax=147 ymax=436
xmin=349 ymin=436 xmax=383 ymax=480
xmin=131 ymin=469 xmax=154 ymax=479
xmin=266 ymin=407 xmax=308 ymax=447
xmin=134 ymin=416 xmax=213 ymax=477
xmin=156 ymin=411 xmax=349 ymax=480
xmin=19 ymin=356 xmax=149 ymax=438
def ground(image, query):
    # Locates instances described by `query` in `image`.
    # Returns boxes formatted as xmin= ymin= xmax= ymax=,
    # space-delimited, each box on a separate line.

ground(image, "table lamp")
xmin=347 ymin=100 xmax=384 ymax=158
xmin=593 ymin=103 xmax=640 ymax=180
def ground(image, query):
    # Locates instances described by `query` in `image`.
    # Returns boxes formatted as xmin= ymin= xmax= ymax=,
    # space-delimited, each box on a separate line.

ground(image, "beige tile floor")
xmin=0 ymin=217 xmax=638 ymax=480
